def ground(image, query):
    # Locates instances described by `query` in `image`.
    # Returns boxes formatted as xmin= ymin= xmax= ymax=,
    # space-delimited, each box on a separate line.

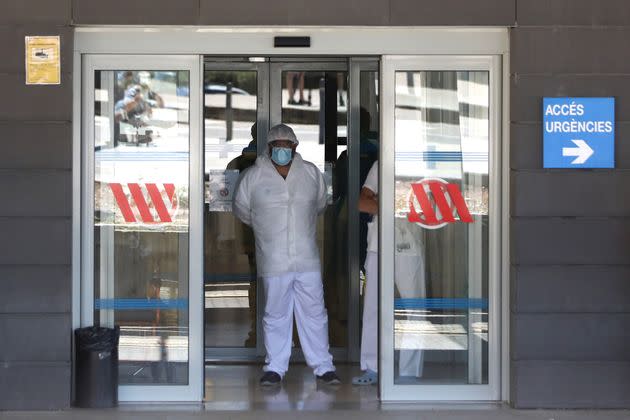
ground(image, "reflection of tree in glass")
xmin=463 ymin=185 xmax=489 ymax=215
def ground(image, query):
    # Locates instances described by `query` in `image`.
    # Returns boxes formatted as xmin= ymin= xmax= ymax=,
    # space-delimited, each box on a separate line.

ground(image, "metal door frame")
xmin=379 ymin=55 xmax=502 ymax=401
xmin=347 ymin=58 xmax=380 ymax=362
xmin=72 ymin=27 xmax=510 ymax=403
xmin=79 ymin=54 xmax=204 ymax=402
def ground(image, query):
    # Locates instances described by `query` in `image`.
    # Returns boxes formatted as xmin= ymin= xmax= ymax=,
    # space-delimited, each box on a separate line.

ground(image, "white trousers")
xmin=360 ymin=251 xmax=425 ymax=376
xmin=261 ymin=271 xmax=335 ymax=377
xmin=360 ymin=252 xmax=378 ymax=372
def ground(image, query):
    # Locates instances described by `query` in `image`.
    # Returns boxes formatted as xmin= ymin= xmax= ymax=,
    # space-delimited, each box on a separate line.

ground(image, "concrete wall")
xmin=1 ymin=0 xmax=629 ymax=410
xmin=511 ymin=0 xmax=630 ymax=408
xmin=0 ymin=0 xmax=73 ymax=410
xmin=70 ymin=0 xmax=515 ymax=26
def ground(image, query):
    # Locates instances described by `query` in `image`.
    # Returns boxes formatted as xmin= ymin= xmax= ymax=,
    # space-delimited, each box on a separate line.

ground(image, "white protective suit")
xmin=233 ymin=153 xmax=327 ymax=277
xmin=233 ymin=152 xmax=335 ymax=377
xmin=360 ymin=161 xmax=426 ymax=377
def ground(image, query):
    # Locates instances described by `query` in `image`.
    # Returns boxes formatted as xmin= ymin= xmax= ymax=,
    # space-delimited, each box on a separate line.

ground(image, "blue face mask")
xmin=271 ymin=146 xmax=293 ymax=166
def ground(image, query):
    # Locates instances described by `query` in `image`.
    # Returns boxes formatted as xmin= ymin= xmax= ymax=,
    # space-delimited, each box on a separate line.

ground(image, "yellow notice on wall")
xmin=25 ymin=36 xmax=61 ymax=85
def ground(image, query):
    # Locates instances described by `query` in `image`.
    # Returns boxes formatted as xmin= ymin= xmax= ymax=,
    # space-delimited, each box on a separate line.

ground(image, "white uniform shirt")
xmin=363 ymin=161 xmax=379 ymax=253
xmin=233 ymin=153 xmax=327 ymax=277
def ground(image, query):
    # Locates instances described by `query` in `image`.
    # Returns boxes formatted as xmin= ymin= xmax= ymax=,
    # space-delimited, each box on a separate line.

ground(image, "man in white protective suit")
xmin=233 ymin=123 xmax=340 ymax=387
xmin=353 ymin=160 xmax=426 ymax=386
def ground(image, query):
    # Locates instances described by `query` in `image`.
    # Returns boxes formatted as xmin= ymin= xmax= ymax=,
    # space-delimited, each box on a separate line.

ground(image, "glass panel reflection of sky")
xmin=393 ymin=71 xmax=489 ymax=385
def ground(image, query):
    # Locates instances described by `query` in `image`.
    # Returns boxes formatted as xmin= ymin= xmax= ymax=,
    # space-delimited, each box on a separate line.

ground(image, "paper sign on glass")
xmin=206 ymin=170 xmax=240 ymax=212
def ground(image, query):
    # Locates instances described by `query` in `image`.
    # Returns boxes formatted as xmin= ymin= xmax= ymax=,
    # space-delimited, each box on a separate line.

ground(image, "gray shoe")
xmin=260 ymin=371 xmax=281 ymax=386
xmin=352 ymin=370 xmax=378 ymax=386
xmin=316 ymin=371 xmax=341 ymax=385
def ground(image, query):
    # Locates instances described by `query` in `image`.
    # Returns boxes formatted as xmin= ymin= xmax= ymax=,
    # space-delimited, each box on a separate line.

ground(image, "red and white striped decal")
xmin=407 ymin=178 xmax=473 ymax=229
xmin=109 ymin=183 xmax=178 ymax=223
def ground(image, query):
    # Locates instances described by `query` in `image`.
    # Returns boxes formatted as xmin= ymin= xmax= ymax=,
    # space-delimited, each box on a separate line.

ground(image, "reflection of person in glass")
xmin=226 ymin=123 xmax=258 ymax=347
xmin=114 ymin=85 xmax=153 ymax=146
xmin=337 ymin=73 xmax=345 ymax=107
xmin=286 ymin=72 xmax=308 ymax=105
xmin=233 ymin=124 xmax=340 ymax=386
xmin=114 ymin=72 xmax=163 ymax=146
xmin=227 ymin=123 xmax=257 ymax=172
xmin=115 ymin=70 xmax=137 ymax=100
xmin=138 ymin=71 xmax=165 ymax=109
xmin=353 ymin=160 xmax=426 ymax=386
xmin=147 ymin=265 xmax=175 ymax=383
xmin=115 ymin=85 xmax=150 ymax=121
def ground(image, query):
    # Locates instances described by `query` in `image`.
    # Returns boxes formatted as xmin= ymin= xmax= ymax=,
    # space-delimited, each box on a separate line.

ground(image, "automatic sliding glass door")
xmin=203 ymin=58 xmax=375 ymax=362
xmin=81 ymin=55 xmax=203 ymax=401
xmin=380 ymin=55 xmax=501 ymax=401
xmin=203 ymin=61 xmax=268 ymax=360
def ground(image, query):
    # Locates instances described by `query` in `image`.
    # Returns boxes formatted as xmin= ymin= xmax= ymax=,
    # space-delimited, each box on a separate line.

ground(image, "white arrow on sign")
xmin=562 ymin=139 xmax=594 ymax=164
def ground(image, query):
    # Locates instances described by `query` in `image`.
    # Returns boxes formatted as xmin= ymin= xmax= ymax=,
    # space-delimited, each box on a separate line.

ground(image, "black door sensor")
xmin=274 ymin=36 xmax=311 ymax=48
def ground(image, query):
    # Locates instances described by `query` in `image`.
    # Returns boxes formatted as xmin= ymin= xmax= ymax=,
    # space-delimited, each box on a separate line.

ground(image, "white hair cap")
xmin=267 ymin=123 xmax=299 ymax=145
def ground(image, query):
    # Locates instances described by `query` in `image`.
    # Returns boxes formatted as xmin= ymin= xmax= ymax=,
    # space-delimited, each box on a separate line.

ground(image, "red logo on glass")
xmin=407 ymin=178 xmax=473 ymax=229
xmin=109 ymin=183 xmax=178 ymax=224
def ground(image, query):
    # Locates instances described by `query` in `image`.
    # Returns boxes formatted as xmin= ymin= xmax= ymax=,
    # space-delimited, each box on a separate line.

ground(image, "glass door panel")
xmin=203 ymin=68 xmax=260 ymax=349
xmin=271 ymin=64 xmax=349 ymax=350
xmin=83 ymin=55 xmax=202 ymax=401
xmin=380 ymin=56 xmax=500 ymax=401
xmin=94 ymin=68 xmax=191 ymax=385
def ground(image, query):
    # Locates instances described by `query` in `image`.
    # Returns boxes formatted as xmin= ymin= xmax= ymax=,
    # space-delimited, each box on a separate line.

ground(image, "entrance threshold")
xmin=204 ymin=364 xmax=379 ymax=410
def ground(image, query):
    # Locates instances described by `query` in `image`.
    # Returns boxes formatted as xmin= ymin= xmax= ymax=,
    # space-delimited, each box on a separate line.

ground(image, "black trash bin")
xmin=74 ymin=326 xmax=120 ymax=408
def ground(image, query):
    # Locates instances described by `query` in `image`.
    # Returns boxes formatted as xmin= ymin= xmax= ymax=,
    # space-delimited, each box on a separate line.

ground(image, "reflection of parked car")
xmin=204 ymin=84 xmax=250 ymax=95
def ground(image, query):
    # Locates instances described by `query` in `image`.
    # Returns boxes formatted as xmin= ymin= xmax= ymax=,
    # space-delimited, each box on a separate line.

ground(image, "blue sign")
xmin=543 ymin=97 xmax=615 ymax=168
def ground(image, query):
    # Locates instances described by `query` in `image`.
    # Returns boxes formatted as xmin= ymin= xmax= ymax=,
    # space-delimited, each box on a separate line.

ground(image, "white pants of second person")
xmin=361 ymin=251 xmax=425 ymax=376
xmin=262 ymin=271 xmax=335 ymax=377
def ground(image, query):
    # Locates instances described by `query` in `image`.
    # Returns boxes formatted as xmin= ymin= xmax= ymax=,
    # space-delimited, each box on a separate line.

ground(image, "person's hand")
xmin=359 ymin=187 xmax=378 ymax=215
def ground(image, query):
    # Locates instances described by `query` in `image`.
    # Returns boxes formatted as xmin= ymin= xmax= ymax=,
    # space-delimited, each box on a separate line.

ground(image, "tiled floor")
xmin=4 ymin=407 xmax=630 ymax=420
xmin=2 ymin=364 xmax=630 ymax=419
xmin=204 ymin=364 xmax=378 ymax=410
